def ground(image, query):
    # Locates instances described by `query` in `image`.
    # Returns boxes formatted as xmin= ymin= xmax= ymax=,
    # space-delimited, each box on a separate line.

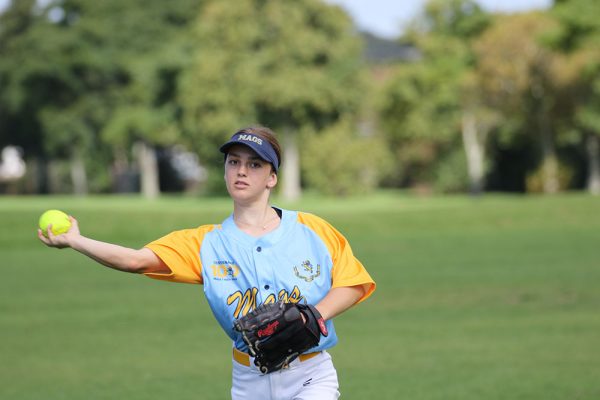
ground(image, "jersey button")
xmin=264 ymin=285 xmax=270 ymax=290
xmin=256 ymin=246 xmax=262 ymax=252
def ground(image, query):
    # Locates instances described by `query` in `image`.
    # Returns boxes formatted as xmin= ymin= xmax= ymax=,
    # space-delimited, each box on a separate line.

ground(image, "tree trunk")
xmin=539 ymin=112 xmax=559 ymax=194
xmin=134 ymin=140 xmax=160 ymax=199
xmin=33 ymin=156 xmax=50 ymax=194
xmin=70 ymin=149 xmax=88 ymax=196
xmin=586 ymin=134 xmax=600 ymax=195
xmin=540 ymin=136 xmax=559 ymax=194
xmin=461 ymin=111 xmax=485 ymax=195
xmin=281 ymin=127 xmax=301 ymax=201
xmin=111 ymin=147 xmax=133 ymax=193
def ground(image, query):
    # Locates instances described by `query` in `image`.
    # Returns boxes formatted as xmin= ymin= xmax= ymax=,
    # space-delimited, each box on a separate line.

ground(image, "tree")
xmin=378 ymin=57 xmax=463 ymax=189
xmin=418 ymin=0 xmax=491 ymax=195
xmin=179 ymin=0 xmax=364 ymax=200
xmin=473 ymin=12 xmax=565 ymax=193
xmin=0 ymin=0 xmax=54 ymax=192
xmin=0 ymin=0 xmax=201 ymax=196
xmin=378 ymin=0 xmax=491 ymax=193
xmin=301 ymin=117 xmax=392 ymax=196
xmin=551 ymin=0 xmax=600 ymax=194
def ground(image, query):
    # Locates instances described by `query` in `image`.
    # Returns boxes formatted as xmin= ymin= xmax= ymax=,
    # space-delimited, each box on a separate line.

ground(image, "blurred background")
xmin=0 ymin=0 xmax=598 ymax=200
xmin=2 ymin=3 xmax=600 ymax=399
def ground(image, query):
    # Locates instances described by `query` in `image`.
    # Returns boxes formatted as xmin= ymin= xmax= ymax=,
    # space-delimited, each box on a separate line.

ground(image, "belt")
xmin=233 ymin=347 xmax=320 ymax=367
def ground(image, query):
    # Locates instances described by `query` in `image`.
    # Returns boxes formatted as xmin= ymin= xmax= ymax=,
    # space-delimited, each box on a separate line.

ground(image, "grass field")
xmin=1 ymin=192 xmax=599 ymax=399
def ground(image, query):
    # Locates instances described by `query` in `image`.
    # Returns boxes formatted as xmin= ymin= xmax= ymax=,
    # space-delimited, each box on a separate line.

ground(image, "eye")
xmin=250 ymin=162 xmax=263 ymax=169
xmin=227 ymin=159 xmax=239 ymax=166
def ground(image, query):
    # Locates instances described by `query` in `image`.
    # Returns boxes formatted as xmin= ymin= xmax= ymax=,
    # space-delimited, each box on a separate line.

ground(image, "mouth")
xmin=234 ymin=180 xmax=249 ymax=189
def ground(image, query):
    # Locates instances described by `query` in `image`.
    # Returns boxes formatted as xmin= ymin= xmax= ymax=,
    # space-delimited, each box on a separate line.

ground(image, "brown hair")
xmin=236 ymin=126 xmax=282 ymax=172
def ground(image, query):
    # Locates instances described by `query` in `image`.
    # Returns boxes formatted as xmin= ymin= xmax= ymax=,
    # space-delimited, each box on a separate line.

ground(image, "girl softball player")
xmin=39 ymin=126 xmax=375 ymax=400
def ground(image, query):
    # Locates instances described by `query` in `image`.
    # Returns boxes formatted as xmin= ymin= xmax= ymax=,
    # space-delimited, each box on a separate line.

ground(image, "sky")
xmin=325 ymin=0 xmax=553 ymax=39
xmin=0 ymin=0 xmax=553 ymax=40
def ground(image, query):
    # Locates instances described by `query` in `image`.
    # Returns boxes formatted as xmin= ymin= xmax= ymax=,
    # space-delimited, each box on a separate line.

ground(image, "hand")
xmin=38 ymin=216 xmax=80 ymax=249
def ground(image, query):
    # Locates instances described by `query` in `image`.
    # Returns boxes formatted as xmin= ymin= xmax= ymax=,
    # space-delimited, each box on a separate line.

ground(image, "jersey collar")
xmin=221 ymin=207 xmax=296 ymax=248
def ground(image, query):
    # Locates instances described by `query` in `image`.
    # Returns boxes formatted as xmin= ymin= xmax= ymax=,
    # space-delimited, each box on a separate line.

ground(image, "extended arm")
xmin=38 ymin=216 xmax=170 ymax=274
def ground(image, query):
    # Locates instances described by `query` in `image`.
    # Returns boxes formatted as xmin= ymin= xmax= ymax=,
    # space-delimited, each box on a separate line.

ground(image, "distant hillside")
xmin=360 ymin=31 xmax=420 ymax=64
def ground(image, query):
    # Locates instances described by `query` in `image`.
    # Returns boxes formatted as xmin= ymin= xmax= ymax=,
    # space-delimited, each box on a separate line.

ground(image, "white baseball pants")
xmin=231 ymin=349 xmax=340 ymax=400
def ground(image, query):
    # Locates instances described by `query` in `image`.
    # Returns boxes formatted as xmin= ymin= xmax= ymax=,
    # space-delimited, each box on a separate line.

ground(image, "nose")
xmin=237 ymin=163 xmax=247 ymax=176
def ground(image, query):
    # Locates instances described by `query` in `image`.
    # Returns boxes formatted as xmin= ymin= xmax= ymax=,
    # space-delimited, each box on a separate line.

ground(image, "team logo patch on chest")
xmin=210 ymin=261 xmax=240 ymax=281
xmin=293 ymin=260 xmax=321 ymax=282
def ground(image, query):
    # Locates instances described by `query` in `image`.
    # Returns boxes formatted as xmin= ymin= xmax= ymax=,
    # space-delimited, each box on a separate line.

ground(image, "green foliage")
xmin=378 ymin=0 xmax=487 ymax=189
xmin=377 ymin=62 xmax=458 ymax=187
xmin=577 ymin=96 xmax=600 ymax=133
xmin=2 ymin=0 xmax=600 ymax=196
xmin=179 ymin=0 xmax=365 ymax=165
xmin=101 ymin=105 xmax=180 ymax=147
xmin=432 ymin=146 xmax=469 ymax=193
xmin=408 ymin=0 xmax=489 ymax=41
xmin=551 ymin=0 xmax=600 ymax=142
xmin=301 ymin=120 xmax=392 ymax=196
xmin=551 ymin=0 xmax=600 ymax=51
xmin=379 ymin=58 xmax=464 ymax=144
xmin=0 ymin=0 xmax=201 ymax=192
xmin=473 ymin=13 xmax=561 ymax=113
xmin=469 ymin=12 xmax=575 ymax=193
xmin=0 ymin=1 xmax=51 ymax=154
xmin=525 ymin=159 xmax=574 ymax=193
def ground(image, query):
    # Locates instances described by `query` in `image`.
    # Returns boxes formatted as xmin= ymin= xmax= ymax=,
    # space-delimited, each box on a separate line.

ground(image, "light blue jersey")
xmin=145 ymin=207 xmax=375 ymax=353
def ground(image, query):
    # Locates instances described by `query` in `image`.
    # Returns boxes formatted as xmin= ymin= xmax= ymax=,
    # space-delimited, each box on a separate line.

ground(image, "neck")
xmin=233 ymin=203 xmax=280 ymax=235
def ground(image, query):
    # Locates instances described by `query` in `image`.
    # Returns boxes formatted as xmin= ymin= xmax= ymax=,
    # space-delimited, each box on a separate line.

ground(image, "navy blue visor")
xmin=219 ymin=132 xmax=279 ymax=173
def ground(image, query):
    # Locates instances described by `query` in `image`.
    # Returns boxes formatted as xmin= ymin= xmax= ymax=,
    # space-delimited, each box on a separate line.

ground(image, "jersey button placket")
xmin=254 ymin=244 xmax=271 ymax=298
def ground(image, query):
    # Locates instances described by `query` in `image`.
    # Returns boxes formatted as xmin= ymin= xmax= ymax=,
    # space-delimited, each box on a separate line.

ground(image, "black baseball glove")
xmin=233 ymin=300 xmax=328 ymax=373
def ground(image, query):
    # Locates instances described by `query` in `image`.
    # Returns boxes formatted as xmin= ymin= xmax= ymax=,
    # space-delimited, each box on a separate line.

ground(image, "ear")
xmin=266 ymin=173 xmax=278 ymax=189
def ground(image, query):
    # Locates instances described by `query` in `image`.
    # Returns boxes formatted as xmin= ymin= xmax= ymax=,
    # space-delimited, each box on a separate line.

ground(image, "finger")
xmin=68 ymin=216 xmax=79 ymax=232
xmin=37 ymin=229 xmax=51 ymax=245
xmin=46 ymin=224 xmax=55 ymax=240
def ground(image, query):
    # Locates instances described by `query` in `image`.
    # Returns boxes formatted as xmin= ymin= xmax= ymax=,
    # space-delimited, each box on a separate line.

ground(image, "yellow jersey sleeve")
xmin=297 ymin=213 xmax=376 ymax=303
xmin=143 ymin=225 xmax=217 ymax=284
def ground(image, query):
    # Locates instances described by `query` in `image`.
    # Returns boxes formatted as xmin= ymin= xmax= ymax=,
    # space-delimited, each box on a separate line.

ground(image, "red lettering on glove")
xmin=317 ymin=318 xmax=328 ymax=336
xmin=258 ymin=321 xmax=280 ymax=338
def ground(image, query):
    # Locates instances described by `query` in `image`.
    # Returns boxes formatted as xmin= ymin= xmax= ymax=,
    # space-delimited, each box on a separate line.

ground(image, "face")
xmin=224 ymin=145 xmax=277 ymax=204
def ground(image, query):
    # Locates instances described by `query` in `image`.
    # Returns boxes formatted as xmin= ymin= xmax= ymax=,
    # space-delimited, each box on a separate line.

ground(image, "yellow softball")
xmin=39 ymin=209 xmax=72 ymax=238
